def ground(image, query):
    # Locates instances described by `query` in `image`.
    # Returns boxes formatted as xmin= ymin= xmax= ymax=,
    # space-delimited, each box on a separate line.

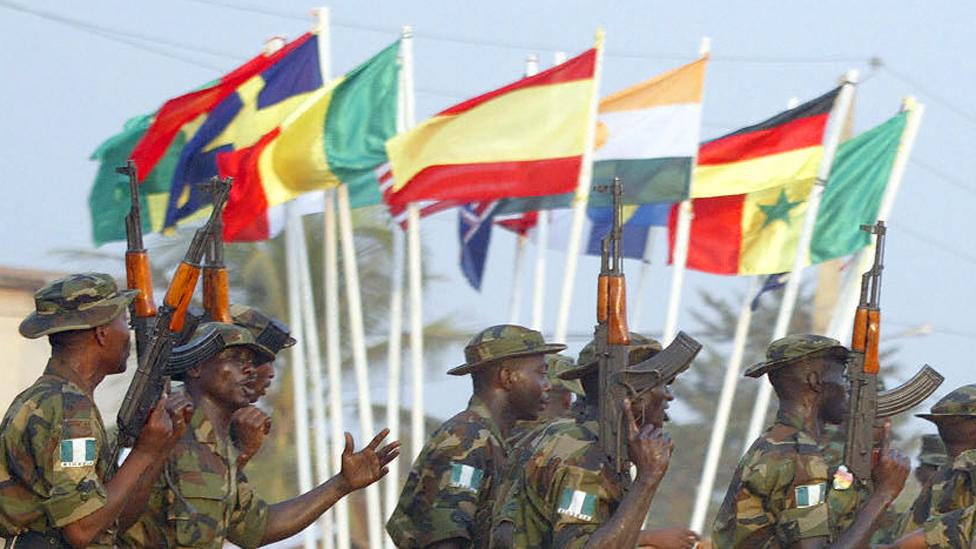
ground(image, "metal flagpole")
xmin=689 ymin=276 xmax=759 ymax=532
xmin=554 ymin=33 xmax=604 ymax=343
xmin=398 ymin=31 xmax=426 ymax=461
xmin=314 ymin=9 xmax=350 ymax=547
xmin=530 ymin=210 xmax=549 ymax=331
xmin=507 ymin=54 xmax=540 ymax=325
xmin=661 ymin=37 xmax=711 ymax=345
xmin=742 ymin=72 xmax=859 ymax=451
xmin=284 ymin=203 xmax=316 ymax=549
xmin=383 ymin=29 xmax=413 ymax=547
xmin=630 ymin=226 xmax=657 ymax=330
xmin=827 ymin=98 xmax=924 ymax=341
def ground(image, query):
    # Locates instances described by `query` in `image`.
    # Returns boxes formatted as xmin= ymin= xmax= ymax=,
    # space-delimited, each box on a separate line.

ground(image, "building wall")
xmin=0 ymin=287 xmax=53 ymax=411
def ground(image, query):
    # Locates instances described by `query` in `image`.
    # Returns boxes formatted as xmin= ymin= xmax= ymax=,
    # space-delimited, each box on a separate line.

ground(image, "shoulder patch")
xmin=448 ymin=462 xmax=483 ymax=492
xmin=60 ymin=437 xmax=96 ymax=468
xmin=794 ymin=482 xmax=826 ymax=508
xmin=557 ymin=488 xmax=597 ymax=521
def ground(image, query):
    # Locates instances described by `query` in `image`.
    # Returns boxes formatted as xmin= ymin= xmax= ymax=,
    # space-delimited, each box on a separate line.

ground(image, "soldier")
xmin=712 ymin=334 xmax=910 ymax=548
xmin=121 ymin=322 xmax=399 ymax=548
xmin=0 ymin=272 xmax=191 ymax=547
xmin=387 ymin=324 xmax=561 ymax=548
xmin=899 ymin=385 xmax=976 ymax=535
xmin=493 ymin=333 xmax=699 ymax=549
xmin=228 ymin=305 xmax=297 ymax=469
xmin=506 ymin=354 xmax=584 ymax=446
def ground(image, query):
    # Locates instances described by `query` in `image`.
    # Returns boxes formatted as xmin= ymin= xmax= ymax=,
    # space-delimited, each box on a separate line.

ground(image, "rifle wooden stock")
xmin=597 ymin=275 xmax=609 ymax=324
xmin=607 ymin=276 xmax=629 ymax=345
xmin=852 ymin=308 xmax=869 ymax=352
xmin=125 ymin=251 xmax=157 ymax=318
xmin=865 ymin=310 xmax=881 ymax=374
xmin=203 ymin=267 xmax=231 ymax=322
xmin=164 ymin=262 xmax=201 ymax=332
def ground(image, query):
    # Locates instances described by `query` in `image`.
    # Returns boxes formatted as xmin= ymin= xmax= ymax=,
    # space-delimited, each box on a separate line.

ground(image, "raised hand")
xmin=339 ymin=428 xmax=401 ymax=492
xmin=232 ymin=406 xmax=272 ymax=467
xmin=623 ymin=398 xmax=673 ymax=486
xmin=134 ymin=393 xmax=193 ymax=455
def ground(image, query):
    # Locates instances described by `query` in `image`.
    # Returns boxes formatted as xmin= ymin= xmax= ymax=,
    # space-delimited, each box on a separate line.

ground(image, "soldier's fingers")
xmin=880 ymin=421 xmax=892 ymax=453
xmin=261 ymin=417 xmax=272 ymax=434
xmin=367 ymin=428 xmax=390 ymax=451
xmin=379 ymin=448 xmax=401 ymax=467
xmin=343 ymin=432 xmax=354 ymax=456
xmin=621 ymin=398 xmax=639 ymax=437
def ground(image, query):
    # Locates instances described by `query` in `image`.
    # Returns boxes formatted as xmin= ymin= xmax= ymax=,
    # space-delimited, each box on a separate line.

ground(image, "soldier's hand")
xmin=638 ymin=526 xmax=700 ymax=548
xmin=623 ymin=398 xmax=673 ymax=485
xmin=231 ymin=406 xmax=272 ymax=460
xmin=134 ymin=393 xmax=192 ymax=455
xmin=872 ymin=447 xmax=910 ymax=501
xmin=338 ymin=429 xmax=401 ymax=493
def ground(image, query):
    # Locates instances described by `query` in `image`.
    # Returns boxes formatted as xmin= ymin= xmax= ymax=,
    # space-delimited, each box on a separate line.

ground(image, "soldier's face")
xmin=505 ymin=354 xmax=551 ymax=421
xmin=820 ymin=359 xmax=849 ymax=425
xmin=102 ymin=312 xmax=132 ymax=375
xmin=246 ymin=362 xmax=275 ymax=403
xmin=199 ymin=348 xmax=258 ymax=409
xmin=632 ymin=381 xmax=675 ymax=429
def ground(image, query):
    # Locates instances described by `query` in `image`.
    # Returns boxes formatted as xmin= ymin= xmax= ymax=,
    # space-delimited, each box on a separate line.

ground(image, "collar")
xmin=951 ymin=448 xmax=976 ymax=472
xmin=467 ymin=395 xmax=508 ymax=452
xmin=775 ymin=409 xmax=820 ymax=445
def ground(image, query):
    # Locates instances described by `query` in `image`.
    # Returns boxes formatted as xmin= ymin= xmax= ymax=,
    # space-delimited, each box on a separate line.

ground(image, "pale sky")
xmin=1 ymin=0 xmax=975 ymax=435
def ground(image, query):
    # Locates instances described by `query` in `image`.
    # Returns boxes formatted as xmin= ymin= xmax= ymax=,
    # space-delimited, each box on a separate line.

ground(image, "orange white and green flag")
xmin=382 ymin=45 xmax=599 ymax=211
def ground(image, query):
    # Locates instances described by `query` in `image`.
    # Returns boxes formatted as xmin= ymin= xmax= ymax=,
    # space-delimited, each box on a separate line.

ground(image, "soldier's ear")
xmin=806 ymin=370 xmax=823 ymax=393
xmin=93 ymin=324 xmax=109 ymax=347
xmin=186 ymin=365 xmax=203 ymax=380
xmin=498 ymin=365 xmax=515 ymax=391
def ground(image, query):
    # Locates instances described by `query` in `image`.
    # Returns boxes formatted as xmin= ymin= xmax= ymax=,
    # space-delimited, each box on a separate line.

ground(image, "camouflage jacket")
xmin=495 ymin=409 xmax=629 ymax=548
xmin=921 ymin=502 xmax=976 ymax=548
xmin=0 ymin=372 xmax=113 ymax=547
xmin=387 ymin=395 xmax=509 ymax=548
xmin=120 ymin=406 xmax=269 ymax=548
xmin=711 ymin=412 xmax=862 ymax=548
xmin=901 ymin=448 xmax=976 ymax=536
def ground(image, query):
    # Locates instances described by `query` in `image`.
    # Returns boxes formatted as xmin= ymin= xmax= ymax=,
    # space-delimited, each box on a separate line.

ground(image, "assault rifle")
xmin=202 ymin=178 xmax=231 ymax=322
xmin=118 ymin=160 xmax=157 ymax=361
xmin=842 ymin=221 xmax=944 ymax=481
xmin=109 ymin=176 xmax=232 ymax=471
xmin=594 ymin=178 xmax=702 ymax=475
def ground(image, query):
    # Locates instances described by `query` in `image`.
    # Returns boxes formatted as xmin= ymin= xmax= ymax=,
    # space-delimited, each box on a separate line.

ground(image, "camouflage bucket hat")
xmin=744 ymin=334 xmax=849 ymax=378
xmin=545 ymin=354 xmax=584 ymax=396
xmin=560 ymin=333 xmax=662 ymax=381
xmin=917 ymin=433 xmax=948 ymax=467
xmin=19 ymin=272 xmax=137 ymax=339
xmin=165 ymin=321 xmax=277 ymax=377
xmin=917 ymin=384 xmax=976 ymax=422
xmin=230 ymin=303 xmax=296 ymax=356
xmin=447 ymin=324 xmax=566 ymax=376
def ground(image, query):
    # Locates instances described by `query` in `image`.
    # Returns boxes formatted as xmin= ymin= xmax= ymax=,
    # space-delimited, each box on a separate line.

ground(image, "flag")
xmin=691 ymin=87 xmax=840 ymax=198
xmin=218 ymin=40 xmax=400 ymax=241
xmin=751 ymin=273 xmax=789 ymax=311
xmin=495 ymin=55 xmax=708 ymax=216
xmin=161 ymin=34 xmax=325 ymax=230
xmin=88 ymin=113 xmax=186 ymax=245
xmin=541 ymin=202 xmax=669 ymax=260
xmin=458 ymin=202 xmax=497 ymax=290
xmin=673 ymin=110 xmax=908 ymax=275
xmin=383 ymin=46 xmax=598 ymax=209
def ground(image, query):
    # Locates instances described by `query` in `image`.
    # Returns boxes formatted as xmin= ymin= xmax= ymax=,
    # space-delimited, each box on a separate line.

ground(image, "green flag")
xmin=810 ymin=111 xmax=908 ymax=263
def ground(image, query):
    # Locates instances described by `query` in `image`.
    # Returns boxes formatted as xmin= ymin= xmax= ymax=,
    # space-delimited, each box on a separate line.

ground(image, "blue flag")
xmin=751 ymin=272 xmax=789 ymax=311
xmin=459 ymin=202 xmax=497 ymax=290
xmin=584 ymin=202 xmax=671 ymax=259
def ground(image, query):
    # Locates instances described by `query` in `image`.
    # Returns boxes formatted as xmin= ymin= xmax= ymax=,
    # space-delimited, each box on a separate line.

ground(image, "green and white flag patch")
xmin=448 ymin=463 xmax=483 ymax=492
xmin=557 ymin=488 xmax=597 ymax=521
xmin=60 ymin=438 xmax=96 ymax=468
xmin=794 ymin=482 xmax=826 ymax=508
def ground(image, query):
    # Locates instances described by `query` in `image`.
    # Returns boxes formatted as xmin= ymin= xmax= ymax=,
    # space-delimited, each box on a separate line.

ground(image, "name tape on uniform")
xmin=448 ymin=463 xmax=483 ymax=493
xmin=60 ymin=437 xmax=96 ymax=468
xmin=557 ymin=488 xmax=597 ymax=521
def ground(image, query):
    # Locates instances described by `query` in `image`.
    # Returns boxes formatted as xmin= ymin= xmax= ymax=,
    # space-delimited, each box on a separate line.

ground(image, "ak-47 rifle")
xmin=202 ymin=178 xmax=231 ymax=322
xmin=594 ymin=178 xmax=702 ymax=475
xmin=843 ymin=221 xmax=944 ymax=481
xmin=118 ymin=160 xmax=158 ymax=360
xmin=109 ymin=176 xmax=233 ymax=472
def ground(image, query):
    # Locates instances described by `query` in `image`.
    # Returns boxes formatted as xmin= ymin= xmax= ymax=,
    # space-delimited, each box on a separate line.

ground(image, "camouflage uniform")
xmin=901 ymin=385 xmax=976 ymax=536
xmin=122 ymin=322 xmax=274 ymax=549
xmin=920 ymin=503 xmax=976 ymax=548
xmin=0 ymin=273 xmax=135 ymax=546
xmin=386 ymin=325 xmax=564 ymax=548
xmin=492 ymin=334 xmax=671 ymax=548
xmin=712 ymin=334 xmax=863 ymax=547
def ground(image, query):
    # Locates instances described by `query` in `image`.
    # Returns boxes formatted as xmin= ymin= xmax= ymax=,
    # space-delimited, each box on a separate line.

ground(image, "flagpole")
xmin=689 ymin=276 xmax=759 ymax=532
xmin=661 ymin=37 xmax=711 ymax=345
xmin=398 ymin=31 xmax=426 ymax=461
xmin=384 ymin=28 xmax=413 ymax=547
xmin=554 ymin=33 xmax=604 ymax=343
xmin=530 ymin=210 xmax=549 ymax=331
xmin=631 ymin=226 xmax=657 ymax=330
xmin=507 ymin=54 xmax=539 ymax=325
xmin=314 ymin=10 xmax=350 ymax=548
xmin=284 ymin=203 xmax=316 ymax=549
xmin=742 ymin=71 xmax=859 ymax=452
